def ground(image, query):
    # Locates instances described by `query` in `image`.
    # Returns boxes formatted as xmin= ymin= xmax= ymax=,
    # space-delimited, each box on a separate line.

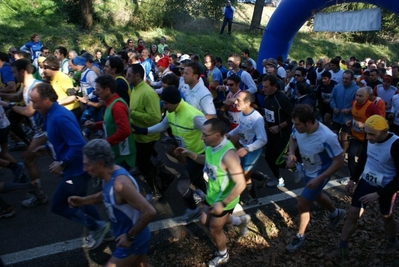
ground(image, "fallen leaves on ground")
xmin=149 ymin=189 xmax=399 ymax=267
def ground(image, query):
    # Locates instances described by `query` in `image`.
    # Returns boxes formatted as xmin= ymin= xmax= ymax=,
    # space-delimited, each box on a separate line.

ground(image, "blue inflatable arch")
xmin=257 ymin=0 xmax=399 ymax=69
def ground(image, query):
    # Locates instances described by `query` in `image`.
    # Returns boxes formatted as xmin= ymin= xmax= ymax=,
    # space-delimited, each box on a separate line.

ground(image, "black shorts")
xmin=0 ymin=126 xmax=10 ymax=144
xmin=331 ymin=122 xmax=350 ymax=133
xmin=351 ymin=178 xmax=396 ymax=215
xmin=205 ymin=200 xmax=234 ymax=217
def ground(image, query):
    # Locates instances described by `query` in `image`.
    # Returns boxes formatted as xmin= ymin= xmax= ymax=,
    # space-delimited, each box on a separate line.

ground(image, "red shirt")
xmin=95 ymin=94 xmax=131 ymax=146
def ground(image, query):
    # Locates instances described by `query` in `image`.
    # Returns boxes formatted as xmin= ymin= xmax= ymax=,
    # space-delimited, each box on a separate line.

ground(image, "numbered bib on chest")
xmin=205 ymin=164 xmax=217 ymax=181
xmin=301 ymin=154 xmax=315 ymax=165
xmin=228 ymin=111 xmax=239 ymax=124
xmin=264 ymin=108 xmax=275 ymax=123
xmin=352 ymin=119 xmax=364 ymax=133
xmin=362 ymin=168 xmax=383 ymax=187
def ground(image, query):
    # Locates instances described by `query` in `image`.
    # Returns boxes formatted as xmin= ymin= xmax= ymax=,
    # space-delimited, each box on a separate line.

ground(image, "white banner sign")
xmin=313 ymin=8 xmax=381 ymax=32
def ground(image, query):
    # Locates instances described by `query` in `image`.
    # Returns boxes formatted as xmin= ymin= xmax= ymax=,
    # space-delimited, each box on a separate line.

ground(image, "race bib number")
xmin=301 ymin=154 xmax=315 ymax=165
xmin=264 ymin=108 xmax=275 ymax=123
xmin=363 ymin=168 xmax=383 ymax=186
xmin=205 ymin=164 xmax=217 ymax=181
xmin=228 ymin=111 xmax=239 ymax=124
xmin=352 ymin=119 xmax=364 ymax=133
xmin=174 ymin=136 xmax=186 ymax=148
xmin=321 ymin=92 xmax=331 ymax=100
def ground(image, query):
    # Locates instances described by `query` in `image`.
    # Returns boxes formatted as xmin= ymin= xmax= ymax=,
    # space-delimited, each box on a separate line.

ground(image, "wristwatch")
xmin=59 ymin=161 xmax=67 ymax=169
xmin=127 ymin=233 xmax=135 ymax=242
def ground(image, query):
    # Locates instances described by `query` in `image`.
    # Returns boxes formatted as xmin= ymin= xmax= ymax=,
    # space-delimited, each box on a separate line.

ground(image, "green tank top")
xmin=104 ymin=97 xmax=136 ymax=168
xmin=205 ymin=138 xmax=239 ymax=210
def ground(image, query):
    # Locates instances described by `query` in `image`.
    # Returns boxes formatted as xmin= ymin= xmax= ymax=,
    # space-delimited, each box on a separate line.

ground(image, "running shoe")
xmin=21 ymin=192 xmax=48 ymax=208
xmin=238 ymin=214 xmax=251 ymax=236
xmin=182 ymin=207 xmax=201 ymax=223
xmin=0 ymin=206 xmax=16 ymax=218
xmin=267 ymin=177 xmax=285 ymax=187
xmin=329 ymin=209 xmax=346 ymax=229
xmin=88 ymin=221 xmax=111 ymax=250
xmin=241 ymin=197 xmax=259 ymax=206
xmin=86 ymin=228 xmax=115 ymax=248
xmin=208 ymin=251 xmax=229 ymax=267
xmin=285 ymin=234 xmax=305 ymax=252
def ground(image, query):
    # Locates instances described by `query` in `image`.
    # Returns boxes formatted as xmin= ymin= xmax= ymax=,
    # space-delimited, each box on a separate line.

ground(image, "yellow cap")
xmin=38 ymin=56 xmax=46 ymax=63
xmin=365 ymin=115 xmax=389 ymax=131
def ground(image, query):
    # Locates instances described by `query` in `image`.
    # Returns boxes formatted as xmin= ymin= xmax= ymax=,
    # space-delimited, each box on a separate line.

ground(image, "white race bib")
xmin=301 ymin=154 xmax=315 ymax=165
xmin=205 ymin=164 xmax=217 ymax=181
xmin=352 ymin=119 xmax=364 ymax=133
xmin=264 ymin=108 xmax=275 ymax=123
xmin=228 ymin=111 xmax=240 ymax=124
xmin=362 ymin=168 xmax=383 ymax=186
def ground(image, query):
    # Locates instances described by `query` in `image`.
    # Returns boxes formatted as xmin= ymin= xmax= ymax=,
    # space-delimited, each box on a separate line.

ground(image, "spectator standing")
xmin=220 ymin=0 xmax=235 ymax=35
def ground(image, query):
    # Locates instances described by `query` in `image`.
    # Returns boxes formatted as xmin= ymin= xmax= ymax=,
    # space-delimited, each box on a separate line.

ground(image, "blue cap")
xmin=72 ymin=56 xmax=86 ymax=66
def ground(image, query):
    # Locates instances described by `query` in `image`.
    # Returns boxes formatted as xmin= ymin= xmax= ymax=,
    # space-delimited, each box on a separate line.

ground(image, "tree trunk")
xmin=80 ymin=0 xmax=93 ymax=30
xmin=250 ymin=0 xmax=264 ymax=31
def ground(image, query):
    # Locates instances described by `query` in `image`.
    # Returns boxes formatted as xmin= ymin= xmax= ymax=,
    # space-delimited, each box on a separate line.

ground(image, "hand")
xmin=237 ymin=147 xmax=248 ymax=157
xmin=131 ymin=124 xmax=148 ymax=135
xmin=345 ymin=180 xmax=355 ymax=196
xmin=68 ymin=196 xmax=85 ymax=208
xmin=333 ymin=108 xmax=339 ymax=115
xmin=286 ymin=154 xmax=297 ymax=168
xmin=210 ymin=202 xmax=224 ymax=216
xmin=49 ymin=161 xmax=64 ymax=175
xmin=346 ymin=119 xmax=352 ymax=126
xmin=115 ymin=233 xmax=132 ymax=248
xmin=359 ymin=192 xmax=379 ymax=205
xmin=269 ymin=125 xmax=280 ymax=134
xmin=306 ymin=177 xmax=322 ymax=190
xmin=174 ymin=147 xmax=190 ymax=157
xmin=84 ymin=120 xmax=95 ymax=129
xmin=76 ymin=96 xmax=88 ymax=104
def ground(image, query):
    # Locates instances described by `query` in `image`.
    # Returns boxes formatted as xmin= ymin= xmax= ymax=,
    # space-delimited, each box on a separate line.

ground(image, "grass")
xmin=0 ymin=1 xmax=398 ymax=64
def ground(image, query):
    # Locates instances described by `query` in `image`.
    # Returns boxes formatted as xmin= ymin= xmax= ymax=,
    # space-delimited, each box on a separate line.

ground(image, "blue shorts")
xmin=240 ymin=148 xmax=262 ymax=171
xmin=351 ymin=178 xmax=396 ymax=215
xmin=301 ymin=176 xmax=330 ymax=202
xmin=113 ymin=226 xmax=151 ymax=259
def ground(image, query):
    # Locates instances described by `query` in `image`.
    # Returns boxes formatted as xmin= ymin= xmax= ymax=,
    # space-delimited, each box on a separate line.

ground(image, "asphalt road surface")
xmin=0 ymin=141 xmax=350 ymax=266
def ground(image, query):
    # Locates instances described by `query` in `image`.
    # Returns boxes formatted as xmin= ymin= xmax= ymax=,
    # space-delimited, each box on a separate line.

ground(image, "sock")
xmin=251 ymin=172 xmax=264 ymax=182
xmin=330 ymin=208 xmax=338 ymax=217
xmin=230 ymin=216 xmax=241 ymax=226
xmin=339 ymin=240 xmax=348 ymax=249
xmin=388 ymin=237 xmax=398 ymax=244
xmin=296 ymin=233 xmax=305 ymax=239
xmin=218 ymin=249 xmax=227 ymax=256
xmin=2 ymin=182 xmax=35 ymax=193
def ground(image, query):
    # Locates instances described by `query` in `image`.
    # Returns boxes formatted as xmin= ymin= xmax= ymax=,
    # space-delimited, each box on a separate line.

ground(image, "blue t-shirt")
xmin=21 ymin=41 xmax=43 ymax=60
xmin=0 ymin=63 xmax=15 ymax=85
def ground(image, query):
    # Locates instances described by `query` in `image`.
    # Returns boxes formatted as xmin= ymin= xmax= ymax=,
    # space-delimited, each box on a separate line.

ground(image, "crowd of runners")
xmin=0 ymin=33 xmax=399 ymax=266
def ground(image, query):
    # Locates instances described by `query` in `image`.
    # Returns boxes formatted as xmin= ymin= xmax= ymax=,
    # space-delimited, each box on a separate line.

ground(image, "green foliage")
xmin=315 ymin=3 xmax=399 ymax=43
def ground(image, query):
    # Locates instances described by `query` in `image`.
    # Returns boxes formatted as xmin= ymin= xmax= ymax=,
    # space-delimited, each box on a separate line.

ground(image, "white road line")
xmin=2 ymin=180 xmax=343 ymax=265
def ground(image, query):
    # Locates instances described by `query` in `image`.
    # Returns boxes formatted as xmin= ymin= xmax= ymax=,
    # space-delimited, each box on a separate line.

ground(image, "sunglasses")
xmin=226 ymin=83 xmax=235 ymax=86
xmin=294 ymin=74 xmax=302 ymax=77
xmin=10 ymin=51 xmax=17 ymax=53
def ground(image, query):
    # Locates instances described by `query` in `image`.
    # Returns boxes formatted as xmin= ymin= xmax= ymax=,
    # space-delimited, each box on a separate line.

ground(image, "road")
xmin=0 ymin=141 xmax=350 ymax=266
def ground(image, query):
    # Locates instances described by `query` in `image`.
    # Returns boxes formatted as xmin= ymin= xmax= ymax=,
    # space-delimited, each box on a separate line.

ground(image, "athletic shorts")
xmin=301 ymin=175 xmax=331 ymax=202
xmin=112 ymin=226 xmax=151 ymax=259
xmin=240 ymin=148 xmax=262 ymax=171
xmin=351 ymin=178 xmax=396 ymax=215
xmin=204 ymin=200 xmax=234 ymax=217
xmin=0 ymin=126 xmax=10 ymax=144
xmin=331 ymin=122 xmax=350 ymax=133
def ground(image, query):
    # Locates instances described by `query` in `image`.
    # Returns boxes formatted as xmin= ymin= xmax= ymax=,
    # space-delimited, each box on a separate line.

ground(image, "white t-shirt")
xmin=0 ymin=105 xmax=10 ymax=129
xmin=292 ymin=122 xmax=343 ymax=178
xmin=329 ymin=69 xmax=344 ymax=84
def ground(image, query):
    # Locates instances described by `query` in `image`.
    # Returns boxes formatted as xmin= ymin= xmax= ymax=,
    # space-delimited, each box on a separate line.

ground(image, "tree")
xmin=80 ymin=0 xmax=93 ymax=30
xmin=250 ymin=0 xmax=264 ymax=31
